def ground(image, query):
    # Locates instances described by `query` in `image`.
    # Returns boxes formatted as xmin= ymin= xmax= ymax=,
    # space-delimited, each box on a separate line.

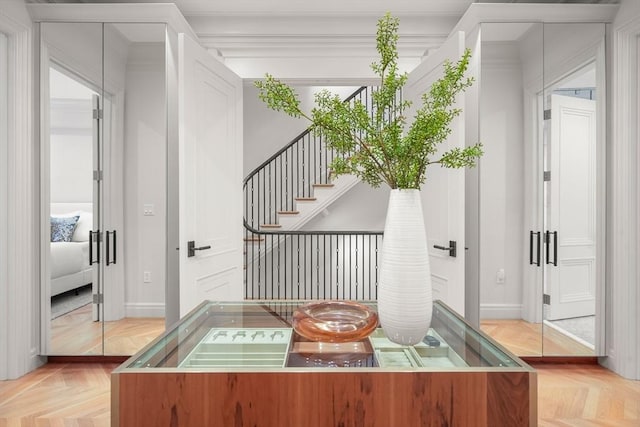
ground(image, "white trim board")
xmin=125 ymin=303 xmax=165 ymax=319
xmin=0 ymin=5 xmax=44 ymax=380
xmin=480 ymin=304 xmax=523 ymax=320
xmin=27 ymin=3 xmax=197 ymax=43
xmin=453 ymin=3 xmax=618 ymax=36
xmin=0 ymin=30 xmax=8 ymax=382
xmin=602 ymin=12 xmax=640 ymax=381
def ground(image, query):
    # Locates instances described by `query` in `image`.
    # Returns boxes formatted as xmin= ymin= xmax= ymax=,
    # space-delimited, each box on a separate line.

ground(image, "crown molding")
xmin=176 ymin=0 xmax=474 ymax=17
xmin=27 ymin=3 xmax=198 ymax=41
xmin=454 ymin=3 xmax=619 ymax=35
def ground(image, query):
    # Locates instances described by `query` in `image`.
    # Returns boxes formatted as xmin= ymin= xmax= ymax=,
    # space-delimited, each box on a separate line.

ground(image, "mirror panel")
xmin=542 ymin=22 xmax=605 ymax=356
xmin=478 ymin=21 xmax=606 ymax=358
xmin=41 ymin=22 xmax=166 ymax=356
xmin=478 ymin=22 xmax=544 ymax=357
xmin=43 ymin=22 xmax=104 ymax=355
xmin=102 ymin=22 xmax=167 ymax=355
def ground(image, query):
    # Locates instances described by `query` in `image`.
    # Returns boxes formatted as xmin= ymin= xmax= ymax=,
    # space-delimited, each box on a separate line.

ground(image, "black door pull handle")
xmin=529 ymin=231 xmax=541 ymax=266
xmin=106 ymin=230 xmax=117 ymax=266
xmin=433 ymin=240 xmax=457 ymax=257
xmin=545 ymin=231 xmax=558 ymax=266
xmin=89 ymin=230 xmax=100 ymax=265
xmin=187 ymin=240 xmax=211 ymax=257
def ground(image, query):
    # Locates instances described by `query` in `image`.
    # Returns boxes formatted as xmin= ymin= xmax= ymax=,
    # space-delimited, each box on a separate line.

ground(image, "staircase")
xmin=243 ymin=86 xmax=383 ymax=300
xmin=261 ymin=174 xmax=360 ymax=231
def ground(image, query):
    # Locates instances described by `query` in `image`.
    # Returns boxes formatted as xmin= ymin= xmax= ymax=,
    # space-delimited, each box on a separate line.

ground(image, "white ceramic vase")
xmin=378 ymin=189 xmax=432 ymax=346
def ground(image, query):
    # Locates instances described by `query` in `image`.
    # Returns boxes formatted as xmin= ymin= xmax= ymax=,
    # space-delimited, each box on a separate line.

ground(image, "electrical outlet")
xmin=143 ymin=204 xmax=155 ymax=216
xmin=143 ymin=271 xmax=151 ymax=283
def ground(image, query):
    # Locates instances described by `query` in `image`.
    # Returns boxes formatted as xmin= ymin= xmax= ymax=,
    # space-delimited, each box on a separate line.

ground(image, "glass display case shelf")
xmin=123 ymin=300 xmax=524 ymax=370
xmin=112 ymin=300 xmax=536 ymax=426
xmin=179 ymin=328 xmax=293 ymax=368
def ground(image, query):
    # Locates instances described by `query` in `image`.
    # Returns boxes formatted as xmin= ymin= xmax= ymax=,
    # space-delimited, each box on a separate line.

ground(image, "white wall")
xmin=49 ymin=86 xmax=93 ymax=205
xmin=123 ymin=42 xmax=166 ymax=317
xmin=49 ymin=134 xmax=92 ymax=203
xmin=302 ymin=182 xmax=389 ymax=231
xmin=478 ymin=42 xmax=525 ymax=319
xmin=243 ymin=82 xmax=308 ymax=176
xmin=243 ymin=83 xmax=358 ymax=175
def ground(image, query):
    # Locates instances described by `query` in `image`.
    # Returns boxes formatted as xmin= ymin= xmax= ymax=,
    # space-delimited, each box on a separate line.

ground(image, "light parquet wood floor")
xmin=481 ymin=319 xmax=595 ymax=357
xmin=537 ymin=364 xmax=640 ymax=426
xmin=50 ymin=304 xmax=165 ymax=355
xmin=1 ymin=362 xmax=638 ymax=426
xmin=0 ymin=363 xmax=117 ymax=427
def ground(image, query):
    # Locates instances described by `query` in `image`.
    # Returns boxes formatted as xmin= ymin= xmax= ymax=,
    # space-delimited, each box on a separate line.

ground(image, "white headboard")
xmin=50 ymin=202 xmax=93 ymax=215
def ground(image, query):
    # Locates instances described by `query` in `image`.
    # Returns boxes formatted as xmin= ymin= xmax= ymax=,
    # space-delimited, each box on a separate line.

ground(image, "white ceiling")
xmin=29 ymin=0 xmax=479 ymax=78
xmin=180 ymin=0 xmax=474 ymax=79
xmin=29 ymin=0 xmax=618 ymax=79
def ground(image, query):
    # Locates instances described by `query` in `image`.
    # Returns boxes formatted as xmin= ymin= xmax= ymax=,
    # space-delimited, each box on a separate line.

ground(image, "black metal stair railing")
xmin=244 ymin=231 xmax=383 ymax=300
xmin=243 ymin=86 xmax=384 ymax=300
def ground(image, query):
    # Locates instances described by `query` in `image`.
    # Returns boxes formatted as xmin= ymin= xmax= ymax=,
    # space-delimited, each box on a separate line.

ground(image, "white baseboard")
xmin=125 ymin=302 xmax=165 ymax=318
xmin=480 ymin=303 xmax=522 ymax=319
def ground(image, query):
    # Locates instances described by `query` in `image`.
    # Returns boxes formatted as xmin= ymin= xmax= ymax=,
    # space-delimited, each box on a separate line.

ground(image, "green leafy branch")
xmin=254 ymin=13 xmax=483 ymax=190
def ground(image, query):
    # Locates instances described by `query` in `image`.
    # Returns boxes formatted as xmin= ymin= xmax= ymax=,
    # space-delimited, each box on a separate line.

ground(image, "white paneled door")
xmin=404 ymin=31 xmax=467 ymax=315
xmin=178 ymin=33 xmax=243 ymax=316
xmin=545 ymin=94 xmax=597 ymax=320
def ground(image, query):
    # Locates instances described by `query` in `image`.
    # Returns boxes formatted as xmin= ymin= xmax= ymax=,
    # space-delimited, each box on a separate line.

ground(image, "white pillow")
xmin=72 ymin=211 xmax=93 ymax=242
xmin=50 ymin=210 xmax=93 ymax=242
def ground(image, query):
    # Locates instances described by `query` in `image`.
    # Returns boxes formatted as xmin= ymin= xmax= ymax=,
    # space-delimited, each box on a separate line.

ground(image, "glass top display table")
xmin=112 ymin=300 xmax=536 ymax=426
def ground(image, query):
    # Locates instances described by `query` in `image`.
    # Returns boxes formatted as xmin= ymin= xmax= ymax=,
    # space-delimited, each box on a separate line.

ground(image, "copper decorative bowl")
xmin=292 ymin=301 xmax=379 ymax=343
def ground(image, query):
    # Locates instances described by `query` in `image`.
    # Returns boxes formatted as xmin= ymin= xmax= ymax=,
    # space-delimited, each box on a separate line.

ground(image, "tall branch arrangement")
xmin=255 ymin=13 xmax=483 ymax=190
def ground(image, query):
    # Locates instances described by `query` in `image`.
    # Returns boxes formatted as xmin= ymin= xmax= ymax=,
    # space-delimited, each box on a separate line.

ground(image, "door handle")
xmin=545 ymin=231 xmax=558 ymax=266
xmin=529 ymin=231 xmax=541 ymax=266
xmin=433 ymin=240 xmax=457 ymax=257
xmin=188 ymin=240 xmax=211 ymax=258
xmin=106 ymin=230 xmax=117 ymax=266
xmin=89 ymin=230 xmax=100 ymax=265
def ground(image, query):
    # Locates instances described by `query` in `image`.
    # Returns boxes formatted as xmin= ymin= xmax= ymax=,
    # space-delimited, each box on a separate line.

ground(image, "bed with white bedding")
xmin=50 ymin=203 xmax=93 ymax=297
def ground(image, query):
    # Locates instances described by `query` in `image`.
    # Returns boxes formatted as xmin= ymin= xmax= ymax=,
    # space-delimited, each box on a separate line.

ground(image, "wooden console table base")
xmin=113 ymin=369 xmax=535 ymax=426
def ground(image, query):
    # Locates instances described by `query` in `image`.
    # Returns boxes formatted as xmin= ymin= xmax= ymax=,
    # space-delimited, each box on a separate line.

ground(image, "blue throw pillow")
xmin=51 ymin=216 xmax=80 ymax=242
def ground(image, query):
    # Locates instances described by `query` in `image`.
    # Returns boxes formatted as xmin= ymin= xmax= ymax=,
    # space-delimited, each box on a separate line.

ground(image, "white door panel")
xmin=404 ymin=31 xmax=466 ymax=315
xmin=178 ymin=33 xmax=243 ymax=316
xmin=546 ymin=94 xmax=596 ymax=320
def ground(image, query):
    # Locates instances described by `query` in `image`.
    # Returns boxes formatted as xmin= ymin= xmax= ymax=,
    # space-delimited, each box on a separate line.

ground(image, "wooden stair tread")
xmin=277 ymin=210 xmax=300 ymax=215
xmin=244 ymin=236 xmax=265 ymax=242
xmin=312 ymin=183 xmax=335 ymax=188
xmin=295 ymin=197 xmax=317 ymax=201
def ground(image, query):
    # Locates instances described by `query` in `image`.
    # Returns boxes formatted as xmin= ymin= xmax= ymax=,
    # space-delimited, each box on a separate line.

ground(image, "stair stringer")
xmin=277 ymin=174 xmax=360 ymax=231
